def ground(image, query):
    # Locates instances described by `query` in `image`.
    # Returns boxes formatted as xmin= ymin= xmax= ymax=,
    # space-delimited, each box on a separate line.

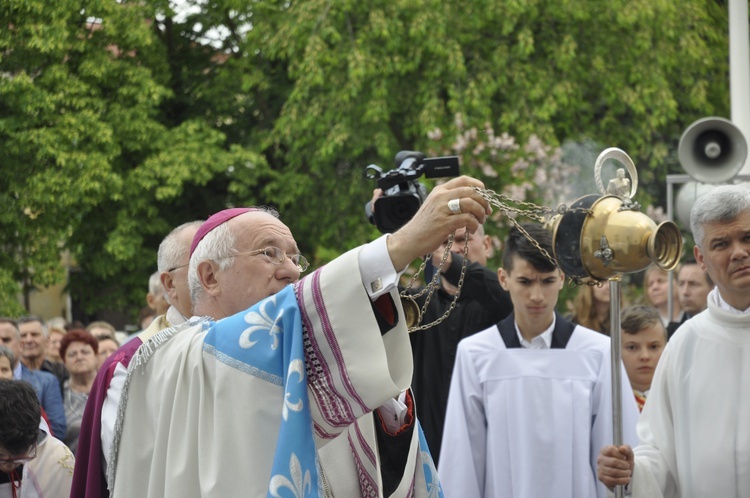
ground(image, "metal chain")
xmin=412 ymin=240 xmax=469 ymax=332
xmin=473 ymin=187 xmax=592 ymax=222
xmin=476 ymin=187 xmax=594 ymax=287
xmin=401 ymin=187 xmax=597 ymax=331
xmin=406 ymin=235 xmax=455 ymax=299
xmin=402 ymin=234 xmax=470 ymax=333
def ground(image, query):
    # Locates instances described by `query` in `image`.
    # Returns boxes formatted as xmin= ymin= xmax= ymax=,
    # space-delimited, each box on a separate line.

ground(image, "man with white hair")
xmin=145 ymin=271 xmax=169 ymax=317
xmin=157 ymin=220 xmax=204 ymax=321
xmin=107 ymin=176 xmax=490 ymax=497
xmin=598 ymin=184 xmax=750 ymax=497
xmin=71 ymin=220 xmax=202 ymax=498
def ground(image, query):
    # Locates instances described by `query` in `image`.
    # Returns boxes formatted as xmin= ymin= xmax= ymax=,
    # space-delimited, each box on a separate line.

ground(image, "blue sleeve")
xmin=40 ymin=373 xmax=67 ymax=439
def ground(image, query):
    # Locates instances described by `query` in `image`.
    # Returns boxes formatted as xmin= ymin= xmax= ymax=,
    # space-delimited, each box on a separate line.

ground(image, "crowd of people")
xmin=0 ymin=317 xmax=127 ymax=454
xmin=0 ymin=180 xmax=746 ymax=498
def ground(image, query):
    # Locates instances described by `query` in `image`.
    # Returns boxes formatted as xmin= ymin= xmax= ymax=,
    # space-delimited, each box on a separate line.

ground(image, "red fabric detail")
xmin=377 ymin=390 xmax=415 ymax=437
xmin=40 ymin=408 xmax=52 ymax=437
xmin=10 ymin=467 xmax=20 ymax=498
xmin=373 ymin=295 xmax=396 ymax=327
xmin=634 ymin=391 xmax=647 ymax=413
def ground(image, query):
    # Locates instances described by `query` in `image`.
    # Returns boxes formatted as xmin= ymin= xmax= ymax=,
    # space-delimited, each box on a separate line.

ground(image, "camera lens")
xmin=376 ymin=195 xmax=422 ymax=233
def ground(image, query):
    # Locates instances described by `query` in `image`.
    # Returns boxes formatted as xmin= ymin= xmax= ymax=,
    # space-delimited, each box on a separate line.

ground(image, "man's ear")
xmin=197 ymin=260 xmax=221 ymax=297
xmin=160 ymin=271 xmax=177 ymax=301
xmin=559 ymin=271 xmax=565 ymax=290
xmin=694 ymin=245 xmax=707 ymax=271
xmin=482 ymin=235 xmax=493 ymax=259
xmin=498 ymin=268 xmax=509 ymax=291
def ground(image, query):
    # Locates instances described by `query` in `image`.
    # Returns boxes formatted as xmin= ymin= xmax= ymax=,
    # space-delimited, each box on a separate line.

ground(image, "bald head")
xmin=451 ymin=224 xmax=492 ymax=267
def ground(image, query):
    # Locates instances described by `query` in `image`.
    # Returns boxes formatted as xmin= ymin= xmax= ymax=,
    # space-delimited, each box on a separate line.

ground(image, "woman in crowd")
xmin=46 ymin=325 xmax=66 ymax=364
xmin=59 ymin=330 xmax=98 ymax=455
xmin=568 ymin=280 xmax=614 ymax=335
xmin=96 ymin=336 xmax=119 ymax=370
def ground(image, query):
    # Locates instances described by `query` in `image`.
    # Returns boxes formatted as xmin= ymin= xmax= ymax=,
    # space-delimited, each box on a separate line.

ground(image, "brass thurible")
xmin=544 ymin=148 xmax=682 ymax=281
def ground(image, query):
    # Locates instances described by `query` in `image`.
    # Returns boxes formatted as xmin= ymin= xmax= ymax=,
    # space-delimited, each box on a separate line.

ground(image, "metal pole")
xmin=609 ymin=276 xmax=624 ymax=498
xmin=666 ymin=180 xmax=675 ymax=322
xmin=730 ymin=0 xmax=750 ymax=173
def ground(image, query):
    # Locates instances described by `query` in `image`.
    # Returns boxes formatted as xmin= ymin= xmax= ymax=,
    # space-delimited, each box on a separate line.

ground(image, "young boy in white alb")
xmin=439 ymin=223 xmax=638 ymax=498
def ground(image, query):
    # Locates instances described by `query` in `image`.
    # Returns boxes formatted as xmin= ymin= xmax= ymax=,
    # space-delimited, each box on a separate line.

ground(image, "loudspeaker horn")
xmin=678 ymin=117 xmax=748 ymax=184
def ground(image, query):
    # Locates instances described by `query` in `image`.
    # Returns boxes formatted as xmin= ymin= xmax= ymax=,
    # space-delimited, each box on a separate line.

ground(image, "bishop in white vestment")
xmin=108 ymin=247 xmax=440 ymax=498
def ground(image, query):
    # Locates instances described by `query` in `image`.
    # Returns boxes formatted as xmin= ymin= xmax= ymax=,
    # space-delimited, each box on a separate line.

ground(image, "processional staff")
xmin=544 ymin=148 xmax=682 ymax=498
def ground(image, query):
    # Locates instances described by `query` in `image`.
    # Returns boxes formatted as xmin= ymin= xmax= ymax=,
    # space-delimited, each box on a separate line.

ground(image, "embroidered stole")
xmin=203 ymin=287 xmax=320 ymax=497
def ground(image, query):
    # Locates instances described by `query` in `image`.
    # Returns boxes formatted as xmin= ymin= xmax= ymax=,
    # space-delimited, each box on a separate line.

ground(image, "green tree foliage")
xmin=0 ymin=0 xmax=266 ymax=317
xmin=0 ymin=0 xmax=730 ymax=320
xmin=207 ymin=0 xmax=728 ymax=252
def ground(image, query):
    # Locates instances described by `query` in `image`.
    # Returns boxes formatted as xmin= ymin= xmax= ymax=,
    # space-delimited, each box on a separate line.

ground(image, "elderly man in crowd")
xmin=71 ymin=220 xmax=202 ymax=498
xmin=19 ymin=316 xmax=68 ymax=393
xmin=103 ymin=176 xmax=489 ymax=498
xmin=598 ymin=184 xmax=750 ymax=497
xmin=1 ymin=318 xmax=66 ymax=440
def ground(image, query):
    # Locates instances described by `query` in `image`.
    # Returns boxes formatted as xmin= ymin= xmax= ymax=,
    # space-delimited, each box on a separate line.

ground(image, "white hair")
xmin=187 ymin=207 xmax=279 ymax=306
xmin=188 ymin=221 xmax=237 ymax=305
xmin=157 ymin=221 xmax=204 ymax=272
xmin=154 ymin=220 xmax=203 ymax=305
xmin=690 ymin=185 xmax=750 ymax=248
xmin=148 ymin=271 xmax=162 ymax=296
xmin=18 ymin=316 xmax=48 ymax=337
xmin=0 ymin=344 xmax=14 ymax=366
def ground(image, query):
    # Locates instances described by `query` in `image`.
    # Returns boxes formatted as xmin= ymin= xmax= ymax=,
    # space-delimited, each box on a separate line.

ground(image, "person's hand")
xmin=370 ymin=188 xmax=384 ymax=209
xmin=387 ymin=176 xmax=490 ymax=270
xmin=597 ymin=444 xmax=634 ymax=489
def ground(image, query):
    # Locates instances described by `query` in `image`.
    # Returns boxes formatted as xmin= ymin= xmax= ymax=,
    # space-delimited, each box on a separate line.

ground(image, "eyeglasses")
xmin=166 ymin=263 xmax=189 ymax=273
xmin=221 ymin=246 xmax=309 ymax=272
xmin=0 ymin=443 xmax=37 ymax=469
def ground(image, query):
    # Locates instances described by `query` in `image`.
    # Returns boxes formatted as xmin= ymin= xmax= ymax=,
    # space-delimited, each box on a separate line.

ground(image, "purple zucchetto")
xmin=189 ymin=208 xmax=257 ymax=257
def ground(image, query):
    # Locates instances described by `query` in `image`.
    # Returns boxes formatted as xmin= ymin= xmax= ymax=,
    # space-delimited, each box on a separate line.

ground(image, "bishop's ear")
xmin=197 ymin=260 xmax=221 ymax=297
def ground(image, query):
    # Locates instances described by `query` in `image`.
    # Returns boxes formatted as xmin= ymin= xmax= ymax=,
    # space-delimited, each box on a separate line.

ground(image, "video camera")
xmin=364 ymin=151 xmax=460 ymax=233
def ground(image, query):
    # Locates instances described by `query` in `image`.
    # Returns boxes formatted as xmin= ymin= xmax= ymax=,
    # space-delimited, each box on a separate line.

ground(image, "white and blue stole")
xmin=203 ymin=286 xmax=320 ymax=497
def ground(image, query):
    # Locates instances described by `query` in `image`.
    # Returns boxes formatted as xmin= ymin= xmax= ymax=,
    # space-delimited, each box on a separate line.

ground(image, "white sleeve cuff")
xmin=101 ymin=361 xmax=127 ymax=474
xmin=376 ymin=391 xmax=409 ymax=432
xmin=359 ymin=234 xmax=406 ymax=299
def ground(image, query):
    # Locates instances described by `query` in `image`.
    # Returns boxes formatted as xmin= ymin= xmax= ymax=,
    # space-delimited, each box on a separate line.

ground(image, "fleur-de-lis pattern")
xmin=201 ymin=276 xmax=443 ymax=498
xmin=269 ymin=453 xmax=312 ymax=498
xmin=418 ymin=424 xmax=445 ymax=498
xmin=204 ymin=286 xmax=320 ymax=497
xmin=239 ymin=295 xmax=284 ymax=350
xmin=283 ymin=359 xmax=305 ymax=421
